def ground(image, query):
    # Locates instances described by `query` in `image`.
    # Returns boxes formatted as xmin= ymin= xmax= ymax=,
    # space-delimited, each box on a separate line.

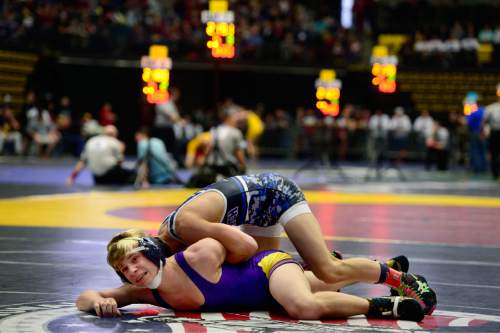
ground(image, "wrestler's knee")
xmin=282 ymin=297 xmax=322 ymax=320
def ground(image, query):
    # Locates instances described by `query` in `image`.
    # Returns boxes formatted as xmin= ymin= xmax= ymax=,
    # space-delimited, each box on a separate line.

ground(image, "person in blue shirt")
xmin=464 ymin=91 xmax=487 ymax=173
xmin=135 ymin=127 xmax=176 ymax=188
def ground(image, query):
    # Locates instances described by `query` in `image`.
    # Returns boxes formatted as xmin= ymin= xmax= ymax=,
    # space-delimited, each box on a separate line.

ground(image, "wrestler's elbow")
xmin=227 ymin=237 xmax=258 ymax=263
xmin=187 ymin=238 xmax=227 ymax=265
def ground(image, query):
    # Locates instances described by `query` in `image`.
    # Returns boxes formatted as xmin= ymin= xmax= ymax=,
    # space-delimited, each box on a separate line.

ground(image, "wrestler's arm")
xmin=176 ymin=211 xmax=258 ymax=264
xmin=76 ymin=284 xmax=144 ymax=317
xmin=184 ymin=238 xmax=227 ymax=277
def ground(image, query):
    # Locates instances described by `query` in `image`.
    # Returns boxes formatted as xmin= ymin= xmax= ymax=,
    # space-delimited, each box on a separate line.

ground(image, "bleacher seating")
xmin=0 ymin=50 xmax=38 ymax=112
xmin=398 ymin=71 xmax=500 ymax=112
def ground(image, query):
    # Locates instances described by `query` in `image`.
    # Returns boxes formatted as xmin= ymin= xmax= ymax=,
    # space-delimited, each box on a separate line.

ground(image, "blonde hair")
xmin=107 ymin=229 xmax=146 ymax=270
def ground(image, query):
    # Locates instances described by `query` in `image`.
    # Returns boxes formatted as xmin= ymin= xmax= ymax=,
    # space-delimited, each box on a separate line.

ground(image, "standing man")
xmin=425 ymin=120 xmax=450 ymax=171
xmin=67 ymin=125 xmax=135 ymax=185
xmin=367 ymin=109 xmax=391 ymax=175
xmin=483 ymin=85 xmax=500 ymax=181
xmin=465 ymin=91 xmax=487 ymax=174
xmin=389 ymin=107 xmax=412 ymax=167
xmin=152 ymin=87 xmax=180 ymax=160
xmin=413 ymin=110 xmax=434 ymax=161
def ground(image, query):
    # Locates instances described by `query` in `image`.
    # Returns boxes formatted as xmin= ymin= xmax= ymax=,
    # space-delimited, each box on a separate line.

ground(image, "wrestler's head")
xmin=107 ymin=229 xmax=171 ymax=289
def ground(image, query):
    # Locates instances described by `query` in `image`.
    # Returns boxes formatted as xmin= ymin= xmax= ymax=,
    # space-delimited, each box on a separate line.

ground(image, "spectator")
xmin=26 ymin=100 xmax=60 ymax=157
xmin=336 ymin=105 xmax=356 ymax=160
xmin=0 ymin=102 xmax=22 ymax=155
xmin=184 ymin=131 xmax=211 ymax=169
xmin=233 ymin=108 xmax=266 ymax=160
xmin=55 ymin=96 xmax=83 ymax=156
xmin=67 ymin=125 xmax=135 ymax=186
xmin=464 ymin=92 xmax=487 ymax=174
xmin=20 ymin=90 xmax=37 ymax=155
xmin=413 ymin=110 xmax=434 ymax=160
xmin=152 ymin=87 xmax=181 ymax=159
xmin=447 ymin=111 xmax=468 ymax=168
xmin=297 ymin=108 xmax=318 ymax=159
xmin=80 ymin=112 xmax=103 ymax=139
xmin=173 ymin=114 xmax=203 ymax=166
xmin=135 ymin=127 xmax=177 ymax=188
xmin=389 ymin=106 xmax=411 ymax=166
xmin=367 ymin=109 xmax=391 ymax=176
xmin=425 ymin=120 xmax=450 ymax=171
xmin=98 ymin=102 xmax=116 ymax=126
xmin=204 ymin=108 xmax=247 ymax=178
xmin=483 ymin=90 xmax=500 ymax=181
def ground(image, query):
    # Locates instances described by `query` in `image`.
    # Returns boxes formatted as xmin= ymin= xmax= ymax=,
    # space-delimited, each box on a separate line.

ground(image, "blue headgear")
xmin=116 ymin=237 xmax=170 ymax=284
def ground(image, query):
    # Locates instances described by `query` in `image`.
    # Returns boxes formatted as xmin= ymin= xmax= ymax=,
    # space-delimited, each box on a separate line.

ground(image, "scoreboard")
xmin=371 ymin=45 xmax=397 ymax=94
xmin=201 ymin=0 xmax=235 ymax=59
xmin=315 ymin=69 xmax=341 ymax=117
xmin=140 ymin=45 xmax=172 ymax=104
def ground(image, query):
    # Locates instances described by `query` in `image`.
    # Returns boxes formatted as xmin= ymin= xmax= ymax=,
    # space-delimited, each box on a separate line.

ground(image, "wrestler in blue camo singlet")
xmin=162 ymin=173 xmax=306 ymax=241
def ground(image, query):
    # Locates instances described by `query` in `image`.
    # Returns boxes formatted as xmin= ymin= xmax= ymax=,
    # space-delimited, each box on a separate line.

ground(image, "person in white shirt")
xmin=367 ymin=109 xmax=391 ymax=170
xmin=26 ymin=103 xmax=60 ymax=157
xmin=413 ymin=110 xmax=434 ymax=159
xmin=425 ymin=120 xmax=450 ymax=171
xmin=67 ymin=125 xmax=135 ymax=185
xmin=483 ymin=93 xmax=500 ymax=180
xmin=389 ymin=107 xmax=412 ymax=165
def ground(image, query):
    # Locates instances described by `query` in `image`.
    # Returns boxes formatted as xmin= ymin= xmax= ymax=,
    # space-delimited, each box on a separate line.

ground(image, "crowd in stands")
xmin=2 ymin=1 xmax=499 ymax=68
xmin=398 ymin=21 xmax=500 ymax=68
xmin=375 ymin=1 xmax=500 ymax=68
xmin=0 ymin=0 xmax=364 ymax=66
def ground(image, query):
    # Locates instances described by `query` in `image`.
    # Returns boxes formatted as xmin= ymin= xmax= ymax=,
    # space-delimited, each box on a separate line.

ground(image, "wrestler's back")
xmin=174 ymin=250 xmax=279 ymax=311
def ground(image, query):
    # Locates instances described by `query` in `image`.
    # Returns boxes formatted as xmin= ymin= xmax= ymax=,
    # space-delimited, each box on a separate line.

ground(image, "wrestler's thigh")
xmin=284 ymin=213 xmax=336 ymax=269
xmin=269 ymin=263 xmax=313 ymax=307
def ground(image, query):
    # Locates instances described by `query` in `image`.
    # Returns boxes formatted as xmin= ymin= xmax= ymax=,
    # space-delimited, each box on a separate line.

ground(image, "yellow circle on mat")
xmin=0 ymin=189 xmax=499 ymax=230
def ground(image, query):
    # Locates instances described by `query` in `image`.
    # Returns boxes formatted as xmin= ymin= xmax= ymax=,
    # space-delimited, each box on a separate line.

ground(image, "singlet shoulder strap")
xmin=151 ymin=289 xmax=173 ymax=309
xmin=174 ymin=252 xmax=213 ymax=288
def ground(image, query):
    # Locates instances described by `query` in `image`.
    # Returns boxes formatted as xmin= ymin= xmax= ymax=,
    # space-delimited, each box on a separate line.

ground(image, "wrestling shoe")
xmin=386 ymin=255 xmax=409 ymax=273
xmin=386 ymin=255 xmax=409 ymax=296
xmin=331 ymin=249 xmax=343 ymax=260
xmin=367 ymin=296 xmax=424 ymax=322
xmin=393 ymin=273 xmax=437 ymax=315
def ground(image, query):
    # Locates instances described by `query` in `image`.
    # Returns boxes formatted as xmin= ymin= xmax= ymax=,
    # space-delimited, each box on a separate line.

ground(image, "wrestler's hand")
xmin=93 ymin=297 xmax=121 ymax=317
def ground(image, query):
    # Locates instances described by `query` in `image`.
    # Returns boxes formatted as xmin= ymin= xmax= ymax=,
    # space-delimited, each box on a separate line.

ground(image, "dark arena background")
xmin=1 ymin=0 xmax=500 ymax=332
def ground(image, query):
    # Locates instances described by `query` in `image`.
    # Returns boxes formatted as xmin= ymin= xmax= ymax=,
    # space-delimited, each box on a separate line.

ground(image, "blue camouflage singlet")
xmin=161 ymin=173 xmax=306 ymax=242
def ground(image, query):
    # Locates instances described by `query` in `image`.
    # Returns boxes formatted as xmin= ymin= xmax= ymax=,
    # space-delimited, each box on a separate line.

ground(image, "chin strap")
xmin=146 ymin=261 xmax=163 ymax=289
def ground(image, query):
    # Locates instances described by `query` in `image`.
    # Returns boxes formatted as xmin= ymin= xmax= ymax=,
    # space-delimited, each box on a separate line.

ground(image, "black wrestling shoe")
xmin=331 ymin=249 xmax=343 ymax=260
xmin=393 ymin=273 xmax=437 ymax=315
xmin=368 ymin=296 xmax=425 ymax=322
xmin=387 ymin=255 xmax=409 ymax=273
xmin=386 ymin=255 xmax=409 ymax=296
